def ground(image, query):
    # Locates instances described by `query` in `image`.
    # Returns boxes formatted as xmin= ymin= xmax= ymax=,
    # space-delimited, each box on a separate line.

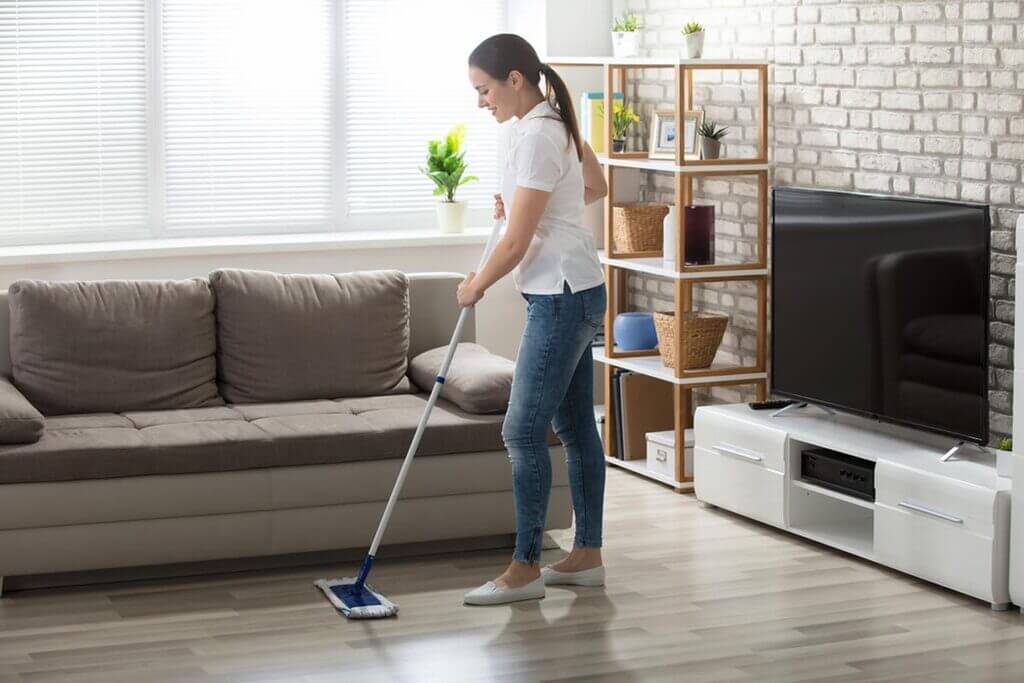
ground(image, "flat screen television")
xmin=771 ymin=187 xmax=990 ymax=444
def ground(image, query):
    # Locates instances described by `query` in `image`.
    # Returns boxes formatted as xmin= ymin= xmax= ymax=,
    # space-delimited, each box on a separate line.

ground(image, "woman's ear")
xmin=507 ymin=69 xmax=523 ymax=91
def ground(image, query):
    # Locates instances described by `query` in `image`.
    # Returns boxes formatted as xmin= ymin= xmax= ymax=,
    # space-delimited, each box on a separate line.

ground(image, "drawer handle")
xmin=714 ymin=442 xmax=764 ymax=463
xmin=898 ymin=500 xmax=964 ymax=525
xmin=656 ymin=448 xmax=668 ymax=463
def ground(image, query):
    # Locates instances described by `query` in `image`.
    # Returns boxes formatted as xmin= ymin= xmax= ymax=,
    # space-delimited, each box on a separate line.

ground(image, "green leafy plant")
xmin=597 ymin=101 xmax=641 ymax=139
xmin=699 ymin=119 xmax=729 ymax=141
xmin=419 ymin=123 xmax=478 ymax=203
xmin=612 ymin=12 xmax=641 ymax=32
xmin=999 ymin=437 xmax=1012 ymax=451
xmin=682 ymin=21 xmax=704 ymax=35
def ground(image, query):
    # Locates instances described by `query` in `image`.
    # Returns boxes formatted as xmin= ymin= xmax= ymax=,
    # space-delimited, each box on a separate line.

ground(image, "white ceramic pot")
xmin=436 ymin=200 xmax=467 ymax=233
xmin=683 ymin=30 xmax=705 ymax=59
xmin=611 ymin=31 xmax=640 ymax=58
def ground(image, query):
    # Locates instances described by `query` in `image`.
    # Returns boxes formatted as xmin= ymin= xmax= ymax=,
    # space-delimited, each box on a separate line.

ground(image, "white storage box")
xmin=646 ymin=429 xmax=694 ymax=480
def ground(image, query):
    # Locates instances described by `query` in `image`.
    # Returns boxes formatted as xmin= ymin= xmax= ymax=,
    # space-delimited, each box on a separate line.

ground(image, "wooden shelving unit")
xmin=550 ymin=56 xmax=770 ymax=492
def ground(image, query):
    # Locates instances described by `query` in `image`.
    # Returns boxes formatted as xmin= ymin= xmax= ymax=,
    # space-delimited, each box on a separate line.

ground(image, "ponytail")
xmin=540 ymin=64 xmax=584 ymax=162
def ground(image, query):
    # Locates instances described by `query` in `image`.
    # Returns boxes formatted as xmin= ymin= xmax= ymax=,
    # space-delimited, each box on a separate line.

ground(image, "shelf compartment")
xmin=789 ymin=484 xmax=875 ymax=559
xmin=598 ymin=250 xmax=767 ymax=281
xmin=605 ymin=454 xmax=693 ymax=491
xmin=593 ymin=346 xmax=766 ymax=386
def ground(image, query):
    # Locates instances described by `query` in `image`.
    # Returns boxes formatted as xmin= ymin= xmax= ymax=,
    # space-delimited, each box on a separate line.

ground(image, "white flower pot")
xmin=683 ymin=31 xmax=705 ymax=59
xmin=611 ymin=31 xmax=640 ymax=58
xmin=436 ymin=200 xmax=467 ymax=233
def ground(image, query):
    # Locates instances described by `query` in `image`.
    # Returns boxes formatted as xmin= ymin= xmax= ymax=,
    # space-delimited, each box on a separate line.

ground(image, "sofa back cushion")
xmin=210 ymin=269 xmax=410 ymax=403
xmin=8 ymin=279 xmax=222 ymax=415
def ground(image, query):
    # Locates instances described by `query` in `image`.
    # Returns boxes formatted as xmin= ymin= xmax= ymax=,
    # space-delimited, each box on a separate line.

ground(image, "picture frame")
xmin=648 ymin=109 xmax=704 ymax=160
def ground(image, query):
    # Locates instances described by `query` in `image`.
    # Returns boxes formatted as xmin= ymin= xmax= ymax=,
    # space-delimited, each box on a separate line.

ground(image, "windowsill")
xmin=0 ymin=227 xmax=494 ymax=267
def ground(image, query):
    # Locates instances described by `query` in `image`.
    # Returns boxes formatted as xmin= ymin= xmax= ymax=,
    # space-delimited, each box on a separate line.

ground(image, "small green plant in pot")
xmin=698 ymin=119 xmax=729 ymax=160
xmin=611 ymin=12 xmax=642 ymax=58
xmin=420 ymin=123 xmax=478 ymax=233
xmin=598 ymin=101 xmax=640 ymax=153
xmin=682 ymin=21 xmax=705 ymax=59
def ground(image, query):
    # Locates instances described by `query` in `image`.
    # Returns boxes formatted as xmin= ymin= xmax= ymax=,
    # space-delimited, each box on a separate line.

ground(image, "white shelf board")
xmin=791 ymin=479 xmax=875 ymax=511
xmin=546 ymin=56 xmax=769 ymax=67
xmin=596 ymin=154 xmax=769 ymax=174
xmin=598 ymin=250 xmax=768 ymax=280
xmin=593 ymin=346 xmax=767 ymax=386
xmin=605 ymin=456 xmax=693 ymax=490
xmin=789 ymin=518 xmax=874 ymax=560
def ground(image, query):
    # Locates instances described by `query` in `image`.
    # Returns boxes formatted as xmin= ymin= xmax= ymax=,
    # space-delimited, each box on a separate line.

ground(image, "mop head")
xmin=315 ymin=577 xmax=399 ymax=619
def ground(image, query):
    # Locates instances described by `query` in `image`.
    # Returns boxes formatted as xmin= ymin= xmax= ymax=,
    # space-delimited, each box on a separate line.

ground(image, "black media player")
xmin=800 ymin=447 xmax=875 ymax=502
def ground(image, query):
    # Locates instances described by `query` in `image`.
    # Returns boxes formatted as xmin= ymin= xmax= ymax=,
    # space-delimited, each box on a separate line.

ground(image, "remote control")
xmin=748 ymin=399 xmax=797 ymax=410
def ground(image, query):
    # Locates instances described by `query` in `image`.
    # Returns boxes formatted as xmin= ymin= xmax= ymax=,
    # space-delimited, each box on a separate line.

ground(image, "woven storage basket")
xmin=612 ymin=203 xmax=668 ymax=254
xmin=653 ymin=311 xmax=728 ymax=369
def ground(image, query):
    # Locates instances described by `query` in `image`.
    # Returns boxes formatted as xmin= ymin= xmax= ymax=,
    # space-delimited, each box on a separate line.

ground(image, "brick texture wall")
xmin=619 ymin=0 xmax=1022 ymax=441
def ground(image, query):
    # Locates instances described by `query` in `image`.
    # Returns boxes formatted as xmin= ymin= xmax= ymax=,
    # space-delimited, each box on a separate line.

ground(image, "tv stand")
xmin=940 ymin=441 xmax=989 ymax=463
xmin=770 ymin=401 xmax=836 ymax=418
xmin=694 ymin=404 xmax=1010 ymax=609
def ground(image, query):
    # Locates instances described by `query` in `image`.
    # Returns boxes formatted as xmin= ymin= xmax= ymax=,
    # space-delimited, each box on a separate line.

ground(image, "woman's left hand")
xmin=457 ymin=272 xmax=484 ymax=307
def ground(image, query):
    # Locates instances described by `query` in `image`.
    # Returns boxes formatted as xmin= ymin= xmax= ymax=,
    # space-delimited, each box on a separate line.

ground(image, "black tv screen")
xmin=772 ymin=188 xmax=990 ymax=443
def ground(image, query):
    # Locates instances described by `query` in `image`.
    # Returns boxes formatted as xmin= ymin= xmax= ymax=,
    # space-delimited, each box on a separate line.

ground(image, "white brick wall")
xmin=620 ymin=0 xmax=1023 ymax=441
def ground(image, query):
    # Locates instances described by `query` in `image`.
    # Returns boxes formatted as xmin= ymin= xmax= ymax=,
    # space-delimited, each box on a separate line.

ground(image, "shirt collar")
xmin=515 ymin=99 xmax=557 ymax=127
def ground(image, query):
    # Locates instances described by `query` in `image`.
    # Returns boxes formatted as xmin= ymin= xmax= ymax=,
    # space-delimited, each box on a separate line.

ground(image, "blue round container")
xmin=613 ymin=312 xmax=657 ymax=350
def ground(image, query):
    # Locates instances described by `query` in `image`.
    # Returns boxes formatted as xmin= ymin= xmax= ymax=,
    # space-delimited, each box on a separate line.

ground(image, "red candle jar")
xmin=683 ymin=205 xmax=715 ymax=265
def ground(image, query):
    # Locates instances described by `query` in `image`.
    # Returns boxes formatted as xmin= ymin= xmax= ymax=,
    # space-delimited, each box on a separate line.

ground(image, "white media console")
xmin=694 ymin=403 xmax=1011 ymax=609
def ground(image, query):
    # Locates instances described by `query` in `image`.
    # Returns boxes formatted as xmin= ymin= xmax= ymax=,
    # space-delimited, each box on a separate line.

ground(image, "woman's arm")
xmin=581 ymin=141 xmax=608 ymax=206
xmin=457 ymin=185 xmax=550 ymax=306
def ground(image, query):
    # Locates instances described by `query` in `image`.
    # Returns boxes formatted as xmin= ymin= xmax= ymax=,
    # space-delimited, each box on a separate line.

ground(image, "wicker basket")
xmin=612 ymin=203 xmax=668 ymax=254
xmin=652 ymin=311 xmax=729 ymax=369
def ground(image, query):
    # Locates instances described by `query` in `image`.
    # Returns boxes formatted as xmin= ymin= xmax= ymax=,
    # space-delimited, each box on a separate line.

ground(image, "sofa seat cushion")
xmin=210 ymin=269 xmax=411 ymax=404
xmin=8 ymin=278 xmax=222 ymax=415
xmin=0 ymin=394 xmax=558 ymax=485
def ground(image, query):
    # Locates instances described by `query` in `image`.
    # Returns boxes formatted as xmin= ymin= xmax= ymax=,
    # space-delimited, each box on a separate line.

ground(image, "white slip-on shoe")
xmin=540 ymin=565 xmax=605 ymax=587
xmin=463 ymin=577 xmax=545 ymax=606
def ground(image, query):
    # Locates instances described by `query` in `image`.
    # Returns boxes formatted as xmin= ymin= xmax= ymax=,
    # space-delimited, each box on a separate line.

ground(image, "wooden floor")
xmin=2 ymin=468 xmax=1024 ymax=682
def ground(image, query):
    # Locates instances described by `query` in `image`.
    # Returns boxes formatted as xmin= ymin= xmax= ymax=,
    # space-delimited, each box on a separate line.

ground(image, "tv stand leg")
xmin=991 ymin=601 xmax=1009 ymax=612
xmin=699 ymin=501 xmax=715 ymax=510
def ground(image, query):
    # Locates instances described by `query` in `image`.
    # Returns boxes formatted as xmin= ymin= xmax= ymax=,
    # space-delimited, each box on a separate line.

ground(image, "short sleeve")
xmin=512 ymin=133 xmax=563 ymax=192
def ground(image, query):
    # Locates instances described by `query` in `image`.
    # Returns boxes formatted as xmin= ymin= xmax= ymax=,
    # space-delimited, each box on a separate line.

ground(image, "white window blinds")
xmin=161 ymin=0 xmax=332 ymax=233
xmin=342 ymin=0 xmax=505 ymax=230
xmin=0 ymin=0 xmax=148 ymax=245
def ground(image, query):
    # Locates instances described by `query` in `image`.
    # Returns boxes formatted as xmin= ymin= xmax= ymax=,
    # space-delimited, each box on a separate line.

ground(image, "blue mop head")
xmin=315 ymin=577 xmax=399 ymax=619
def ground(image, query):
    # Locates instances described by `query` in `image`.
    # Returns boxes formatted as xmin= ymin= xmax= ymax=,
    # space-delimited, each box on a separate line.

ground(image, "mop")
xmin=316 ymin=218 xmax=506 ymax=619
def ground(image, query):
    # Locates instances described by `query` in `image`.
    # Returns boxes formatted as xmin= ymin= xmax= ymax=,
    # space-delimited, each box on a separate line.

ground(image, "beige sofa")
xmin=0 ymin=270 xmax=571 ymax=594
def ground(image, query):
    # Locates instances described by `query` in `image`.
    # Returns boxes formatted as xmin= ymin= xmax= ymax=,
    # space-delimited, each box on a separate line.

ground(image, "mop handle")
xmin=366 ymin=218 xmax=505 ymax=559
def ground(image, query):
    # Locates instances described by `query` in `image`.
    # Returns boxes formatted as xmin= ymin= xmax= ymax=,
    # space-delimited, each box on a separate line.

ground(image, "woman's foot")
xmin=464 ymin=560 xmax=544 ymax=606
xmin=542 ymin=547 xmax=605 ymax=587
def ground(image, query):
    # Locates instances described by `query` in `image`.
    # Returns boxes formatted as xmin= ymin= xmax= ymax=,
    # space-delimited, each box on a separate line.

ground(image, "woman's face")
xmin=469 ymin=66 xmax=518 ymax=124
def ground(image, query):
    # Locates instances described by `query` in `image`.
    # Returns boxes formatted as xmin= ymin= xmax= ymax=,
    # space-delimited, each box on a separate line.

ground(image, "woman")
xmin=459 ymin=34 xmax=609 ymax=606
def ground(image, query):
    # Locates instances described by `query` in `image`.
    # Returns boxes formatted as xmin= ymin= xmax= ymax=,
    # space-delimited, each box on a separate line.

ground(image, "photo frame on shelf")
xmin=648 ymin=109 xmax=704 ymax=160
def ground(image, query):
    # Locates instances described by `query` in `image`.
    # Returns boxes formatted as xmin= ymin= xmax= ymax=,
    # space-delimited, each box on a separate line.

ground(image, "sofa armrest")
xmin=0 ymin=375 xmax=44 ymax=444
xmin=409 ymin=343 xmax=513 ymax=414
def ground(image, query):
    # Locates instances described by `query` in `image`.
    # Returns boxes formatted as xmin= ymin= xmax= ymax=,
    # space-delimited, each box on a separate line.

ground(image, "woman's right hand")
xmin=493 ymin=193 xmax=505 ymax=220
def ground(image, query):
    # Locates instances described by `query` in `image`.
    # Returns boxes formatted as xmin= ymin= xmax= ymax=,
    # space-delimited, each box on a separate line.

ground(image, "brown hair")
xmin=469 ymin=33 xmax=583 ymax=162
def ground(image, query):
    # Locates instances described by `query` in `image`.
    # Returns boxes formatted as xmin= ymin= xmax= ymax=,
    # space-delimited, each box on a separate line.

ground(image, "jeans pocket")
xmin=583 ymin=286 xmax=607 ymax=329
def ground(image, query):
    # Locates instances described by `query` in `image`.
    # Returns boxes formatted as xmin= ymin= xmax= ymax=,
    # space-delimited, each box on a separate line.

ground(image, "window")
xmin=0 ymin=0 xmax=149 ymax=244
xmin=0 ymin=0 xmax=504 ymax=247
xmin=342 ymin=0 xmax=505 ymax=230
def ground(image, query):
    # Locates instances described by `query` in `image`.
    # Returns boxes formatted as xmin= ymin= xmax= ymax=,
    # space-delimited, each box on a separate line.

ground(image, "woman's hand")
xmin=493 ymin=193 xmax=505 ymax=220
xmin=457 ymin=272 xmax=484 ymax=308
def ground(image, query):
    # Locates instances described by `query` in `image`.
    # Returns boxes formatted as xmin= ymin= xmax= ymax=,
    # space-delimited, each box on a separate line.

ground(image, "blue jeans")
xmin=502 ymin=281 xmax=607 ymax=564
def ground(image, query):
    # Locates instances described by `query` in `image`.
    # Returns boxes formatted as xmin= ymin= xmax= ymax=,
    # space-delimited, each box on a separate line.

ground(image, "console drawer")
xmin=875 ymin=461 xmax=995 ymax=536
xmin=694 ymin=445 xmax=785 ymax=528
xmin=694 ymin=408 xmax=787 ymax=473
xmin=875 ymin=502 xmax=1008 ymax=605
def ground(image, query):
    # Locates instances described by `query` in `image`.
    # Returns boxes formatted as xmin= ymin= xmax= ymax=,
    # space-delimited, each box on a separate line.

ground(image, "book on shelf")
xmin=610 ymin=368 xmax=628 ymax=460
xmin=619 ymin=373 xmax=674 ymax=461
xmin=579 ymin=91 xmax=623 ymax=154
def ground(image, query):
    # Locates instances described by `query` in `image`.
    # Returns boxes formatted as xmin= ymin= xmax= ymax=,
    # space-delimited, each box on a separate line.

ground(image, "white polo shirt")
xmin=502 ymin=100 xmax=605 ymax=295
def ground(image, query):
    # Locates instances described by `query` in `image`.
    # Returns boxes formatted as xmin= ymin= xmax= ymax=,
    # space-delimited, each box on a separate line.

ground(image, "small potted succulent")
xmin=598 ymin=101 xmax=640 ymax=153
xmin=682 ymin=21 xmax=705 ymax=59
xmin=420 ymin=123 xmax=478 ymax=233
xmin=699 ymin=119 xmax=729 ymax=159
xmin=611 ymin=12 xmax=642 ymax=58
xmin=996 ymin=436 xmax=1012 ymax=478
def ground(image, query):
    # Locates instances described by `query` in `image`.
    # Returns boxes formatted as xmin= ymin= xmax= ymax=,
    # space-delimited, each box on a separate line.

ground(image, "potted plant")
xmin=598 ymin=101 xmax=640 ymax=153
xmin=698 ymin=119 xmax=729 ymax=159
xmin=682 ymin=21 xmax=705 ymax=59
xmin=611 ymin=12 xmax=641 ymax=58
xmin=419 ymin=123 xmax=478 ymax=233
